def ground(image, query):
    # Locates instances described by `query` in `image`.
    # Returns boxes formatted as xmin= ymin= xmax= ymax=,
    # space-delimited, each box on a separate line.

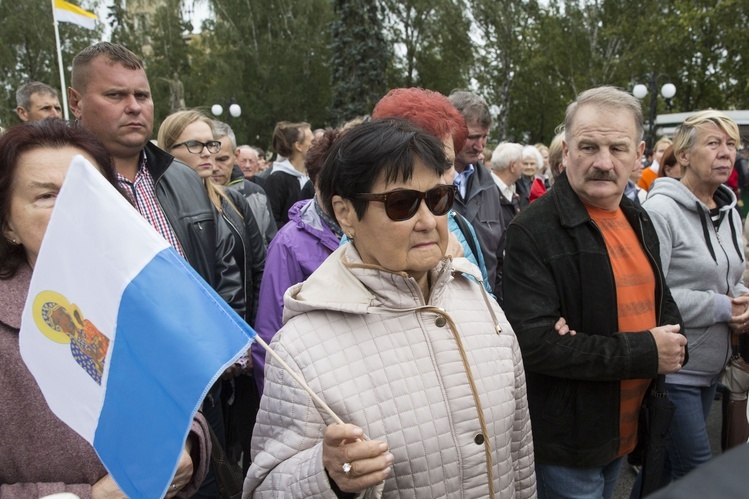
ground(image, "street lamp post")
xmin=633 ymin=74 xmax=676 ymax=148
xmin=211 ymin=98 xmax=242 ymax=124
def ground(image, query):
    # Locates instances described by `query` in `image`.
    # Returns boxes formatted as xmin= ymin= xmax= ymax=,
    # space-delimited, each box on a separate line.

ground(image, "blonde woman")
xmin=157 ymin=110 xmax=265 ymax=325
xmin=644 ymin=110 xmax=748 ymax=483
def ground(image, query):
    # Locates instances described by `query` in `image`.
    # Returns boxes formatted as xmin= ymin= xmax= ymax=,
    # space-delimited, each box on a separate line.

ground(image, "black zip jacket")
xmin=503 ymin=171 xmax=684 ymax=467
xmin=222 ymin=188 xmax=266 ymax=326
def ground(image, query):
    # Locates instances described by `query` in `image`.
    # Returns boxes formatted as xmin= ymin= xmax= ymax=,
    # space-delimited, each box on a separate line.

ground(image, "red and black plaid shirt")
xmin=116 ymin=152 xmax=187 ymax=259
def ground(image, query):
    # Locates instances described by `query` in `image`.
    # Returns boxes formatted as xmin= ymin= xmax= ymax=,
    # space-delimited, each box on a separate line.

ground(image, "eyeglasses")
xmin=172 ymin=140 xmax=221 ymax=154
xmin=352 ymin=184 xmax=456 ymax=221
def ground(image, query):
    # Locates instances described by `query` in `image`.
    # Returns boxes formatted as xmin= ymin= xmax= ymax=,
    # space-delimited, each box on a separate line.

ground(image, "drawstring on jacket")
xmin=696 ymin=202 xmax=718 ymax=264
xmin=728 ymin=212 xmax=745 ymax=263
xmin=695 ymin=201 xmax=745 ymax=264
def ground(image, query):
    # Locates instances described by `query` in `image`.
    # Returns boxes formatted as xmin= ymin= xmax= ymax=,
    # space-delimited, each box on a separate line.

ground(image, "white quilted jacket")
xmin=244 ymin=244 xmax=536 ymax=498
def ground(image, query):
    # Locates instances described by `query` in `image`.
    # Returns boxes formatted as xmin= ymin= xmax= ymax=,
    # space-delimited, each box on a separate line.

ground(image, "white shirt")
xmin=492 ymin=172 xmax=516 ymax=201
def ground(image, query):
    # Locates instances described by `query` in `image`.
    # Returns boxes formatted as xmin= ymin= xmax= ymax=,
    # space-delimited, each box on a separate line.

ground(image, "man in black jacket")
xmin=503 ymin=86 xmax=687 ymax=499
xmin=69 ymin=42 xmax=243 ymax=498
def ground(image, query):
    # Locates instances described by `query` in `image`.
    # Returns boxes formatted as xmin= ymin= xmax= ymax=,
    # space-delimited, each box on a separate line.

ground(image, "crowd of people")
xmin=2 ymin=41 xmax=748 ymax=499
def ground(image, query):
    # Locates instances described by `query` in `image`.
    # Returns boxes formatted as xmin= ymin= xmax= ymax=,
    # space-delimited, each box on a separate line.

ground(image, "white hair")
xmin=522 ymin=145 xmax=543 ymax=169
xmin=491 ymin=142 xmax=524 ymax=173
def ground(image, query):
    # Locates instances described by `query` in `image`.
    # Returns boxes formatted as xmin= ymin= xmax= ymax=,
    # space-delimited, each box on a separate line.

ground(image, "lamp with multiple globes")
xmin=632 ymin=74 xmax=676 ymax=148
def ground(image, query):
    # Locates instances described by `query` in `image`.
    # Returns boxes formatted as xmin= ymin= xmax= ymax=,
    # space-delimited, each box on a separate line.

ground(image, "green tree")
xmin=204 ymin=0 xmax=335 ymax=148
xmin=0 ymin=0 xmax=101 ymax=127
xmin=329 ymin=0 xmax=389 ymax=125
xmin=465 ymin=0 xmax=541 ymax=141
xmin=380 ymin=0 xmax=473 ymax=94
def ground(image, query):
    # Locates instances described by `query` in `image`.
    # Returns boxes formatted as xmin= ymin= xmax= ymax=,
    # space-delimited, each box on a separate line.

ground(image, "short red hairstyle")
xmin=372 ymin=88 xmax=468 ymax=154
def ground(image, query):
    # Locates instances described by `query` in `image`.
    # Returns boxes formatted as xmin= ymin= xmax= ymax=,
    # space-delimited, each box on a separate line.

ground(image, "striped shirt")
xmin=586 ymin=204 xmax=655 ymax=457
xmin=116 ymin=153 xmax=186 ymax=259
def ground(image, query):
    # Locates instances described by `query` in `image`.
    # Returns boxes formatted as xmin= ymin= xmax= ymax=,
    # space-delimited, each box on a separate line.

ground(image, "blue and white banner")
xmin=20 ymin=156 xmax=254 ymax=498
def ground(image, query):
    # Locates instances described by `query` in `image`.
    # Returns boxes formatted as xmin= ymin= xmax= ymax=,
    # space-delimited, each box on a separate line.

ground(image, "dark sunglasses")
xmin=172 ymin=140 xmax=221 ymax=155
xmin=352 ymin=184 xmax=456 ymax=221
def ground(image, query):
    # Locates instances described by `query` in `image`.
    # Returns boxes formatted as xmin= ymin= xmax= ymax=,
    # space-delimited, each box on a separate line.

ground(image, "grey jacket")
xmin=244 ymin=245 xmax=535 ymax=498
xmin=645 ymin=178 xmax=748 ymax=386
xmin=453 ymin=162 xmax=504 ymax=296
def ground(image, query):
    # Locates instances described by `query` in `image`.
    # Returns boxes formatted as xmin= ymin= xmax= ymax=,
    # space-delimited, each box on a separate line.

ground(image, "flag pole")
xmin=51 ymin=0 xmax=70 ymax=120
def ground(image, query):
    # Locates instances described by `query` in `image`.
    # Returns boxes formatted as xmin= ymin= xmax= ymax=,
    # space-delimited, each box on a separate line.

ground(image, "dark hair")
xmin=305 ymin=128 xmax=342 ymax=187
xmin=372 ymin=88 xmax=468 ymax=154
xmin=317 ymin=118 xmax=449 ymax=220
xmin=0 ymin=120 xmax=119 ymax=278
xmin=271 ymin=121 xmax=310 ymax=158
xmin=658 ymin=145 xmax=678 ymax=178
xmin=72 ymin=42 xmax=144 ymax=92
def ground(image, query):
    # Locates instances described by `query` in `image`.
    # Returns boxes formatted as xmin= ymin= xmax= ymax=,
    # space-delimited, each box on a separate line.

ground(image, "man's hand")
xmin=651 ymin=324 xmax=687 ymax=374
xmin=554 ymin=317 xmax=576 ymax=336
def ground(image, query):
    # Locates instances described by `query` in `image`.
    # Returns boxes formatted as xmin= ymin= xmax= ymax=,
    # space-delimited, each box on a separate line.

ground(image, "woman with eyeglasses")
xmin=243 ymin=119 xmax=535 ymax=498
xmin=158 ymin=110 xmax=266 ymax=494
xmin=158 ymin=110 xmax=265 ymax=326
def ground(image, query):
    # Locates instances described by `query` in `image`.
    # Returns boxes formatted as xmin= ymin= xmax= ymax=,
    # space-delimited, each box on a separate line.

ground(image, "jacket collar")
xmin=230 ymin=164 xmax=245 ymax=183
xmin=458 ymin=161 xmax=496 ymax=202
xmin=552 ymin=171 xmax=646 ymax=228
xmin=284 ymin=244 xmax=465 ymax=321
xmin=143 ymin=142 xmax=176 ymax=185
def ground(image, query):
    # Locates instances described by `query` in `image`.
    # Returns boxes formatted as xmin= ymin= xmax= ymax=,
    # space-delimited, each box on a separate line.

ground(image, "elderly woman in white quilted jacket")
xmin=243 ymin=118 xmax=537 ymax=499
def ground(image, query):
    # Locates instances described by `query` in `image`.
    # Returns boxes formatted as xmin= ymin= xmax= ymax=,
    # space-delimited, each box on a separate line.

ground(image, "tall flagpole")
xmin=51 ymin=0 xmax=70 ymax=120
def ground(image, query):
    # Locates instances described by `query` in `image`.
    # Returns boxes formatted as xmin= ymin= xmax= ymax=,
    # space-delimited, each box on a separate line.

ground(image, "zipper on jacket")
xmin=714 ymin=228 xmax=732 ymax=294
xmin=222 ymin=212 xmax=250 ymax=320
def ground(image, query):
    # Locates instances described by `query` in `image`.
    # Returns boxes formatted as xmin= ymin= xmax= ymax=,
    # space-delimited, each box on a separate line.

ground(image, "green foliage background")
xmin=3 ymin=0 xmax=749 ymax=149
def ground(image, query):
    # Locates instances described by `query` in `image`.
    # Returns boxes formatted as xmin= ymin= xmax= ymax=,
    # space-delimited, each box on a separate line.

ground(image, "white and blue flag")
xmin=19 ymin=156 xmax=254 ymax=498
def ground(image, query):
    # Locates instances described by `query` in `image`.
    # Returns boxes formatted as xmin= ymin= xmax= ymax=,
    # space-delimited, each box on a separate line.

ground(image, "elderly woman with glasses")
xmin=243 ymin=119 xmax=535 ymax=498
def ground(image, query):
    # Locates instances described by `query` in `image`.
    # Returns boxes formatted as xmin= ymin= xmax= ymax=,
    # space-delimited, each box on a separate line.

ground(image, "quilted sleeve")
xmin=510 ymin=333 xmax=536 ymax=498
xmin=243 ymin=334 xmax=382 ymax=499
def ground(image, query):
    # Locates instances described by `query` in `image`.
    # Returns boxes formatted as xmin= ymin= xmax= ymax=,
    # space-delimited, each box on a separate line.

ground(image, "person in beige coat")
xmin=244 ymin=118 xmax=536 ymax=498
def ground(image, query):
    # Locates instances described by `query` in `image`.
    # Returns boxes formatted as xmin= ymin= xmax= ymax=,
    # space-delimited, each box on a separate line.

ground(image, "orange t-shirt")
xmin=586 ymin=205 xmax=656 ymax=457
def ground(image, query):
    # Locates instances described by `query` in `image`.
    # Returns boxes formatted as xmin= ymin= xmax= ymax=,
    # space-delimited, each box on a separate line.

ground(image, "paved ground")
xmin=612 ymin=390 xmax=724 ymax=498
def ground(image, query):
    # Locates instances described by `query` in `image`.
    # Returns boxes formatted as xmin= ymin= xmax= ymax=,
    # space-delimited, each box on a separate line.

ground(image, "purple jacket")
xmin=252 ymin=199 xmax=340 ymax=395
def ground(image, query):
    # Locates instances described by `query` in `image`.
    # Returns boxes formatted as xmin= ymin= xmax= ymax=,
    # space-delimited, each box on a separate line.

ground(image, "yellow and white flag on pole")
xmin=54 ymin=0 xmax=97 ymax=30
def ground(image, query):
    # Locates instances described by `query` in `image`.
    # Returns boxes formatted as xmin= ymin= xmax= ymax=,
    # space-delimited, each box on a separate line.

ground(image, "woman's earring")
xmin=347 ymin=232 xmax=354 ymax=242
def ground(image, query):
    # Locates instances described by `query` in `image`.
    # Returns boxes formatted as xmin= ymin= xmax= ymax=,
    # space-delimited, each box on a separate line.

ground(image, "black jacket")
xmin=222 ymin=188 xmax=266 ymax=326
xmin=503 ymin=171 xmax=683 ymax=467
xmin=144 ymin=143 xmax=245 ymax=318
xmin=264 ymin=170 xmax=310 ymax=227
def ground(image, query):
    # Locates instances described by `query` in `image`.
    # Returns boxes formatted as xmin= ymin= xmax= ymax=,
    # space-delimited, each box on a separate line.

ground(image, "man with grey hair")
xmin=491 ymin=142 xmax=523 ymax=229
xmin=448 ymin=90 xmax=504 ymax=297
xmin=503 ymin=86 xmax=687 ymax=498
xmin=213 ymin=121 xmax=277 ymax=246
xmin=16 ymin=82 xmax=62 ymax=122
